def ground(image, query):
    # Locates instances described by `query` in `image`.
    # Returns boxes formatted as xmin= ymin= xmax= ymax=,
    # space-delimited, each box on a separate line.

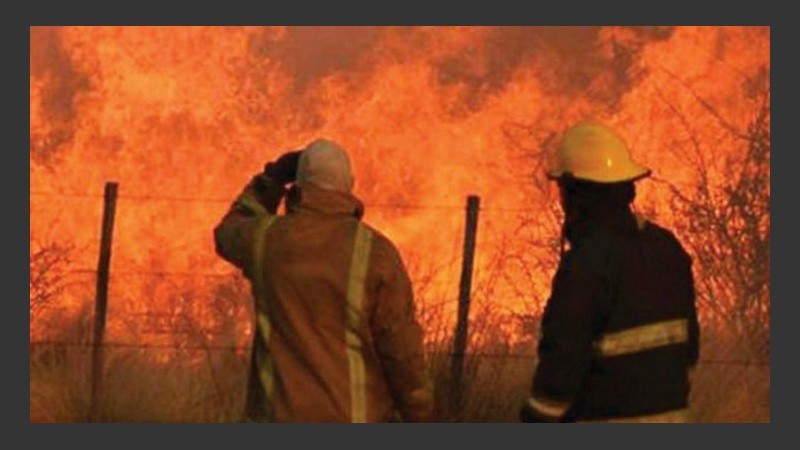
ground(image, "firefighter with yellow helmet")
xmin=519 ymin=122 xmax=700 ymax=423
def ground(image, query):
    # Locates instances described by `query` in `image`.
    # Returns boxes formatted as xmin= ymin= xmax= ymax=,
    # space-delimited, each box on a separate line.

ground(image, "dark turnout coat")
xmin=526 ymin=212 xmax=700 ymax=422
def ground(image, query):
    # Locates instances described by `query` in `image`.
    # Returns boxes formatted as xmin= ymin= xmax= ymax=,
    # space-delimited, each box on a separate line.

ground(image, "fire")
xmin=30 ymin=26 xmax=770 ymax=350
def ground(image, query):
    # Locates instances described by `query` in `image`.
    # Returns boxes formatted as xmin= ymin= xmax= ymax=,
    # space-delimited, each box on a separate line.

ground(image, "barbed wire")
xmin=65 ymin=268 xmax=236 ymax=279
xmin=30 ymin=340 xmax=248 ymax=351
xmin=28 ymin=340 xmax=769 ymax=367
xmin=31 ymin=189 xmax=770 ymax=370
xmin=30 ymin=190 xmax=540 ymax=213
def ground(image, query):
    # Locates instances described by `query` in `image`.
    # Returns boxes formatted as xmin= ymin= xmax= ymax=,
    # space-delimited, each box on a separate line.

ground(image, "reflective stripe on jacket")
xmin=214 ymin=175 xmax=433 ymax=422
xmin=527 ymin=214 xmax=700 ymax=423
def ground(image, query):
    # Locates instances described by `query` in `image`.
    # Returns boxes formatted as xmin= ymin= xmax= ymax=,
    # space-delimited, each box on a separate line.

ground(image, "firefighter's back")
xmin=253 ymin=202 xmax=398 ymax=422
xmin=572 ymin=219 xmax=699 ymax=421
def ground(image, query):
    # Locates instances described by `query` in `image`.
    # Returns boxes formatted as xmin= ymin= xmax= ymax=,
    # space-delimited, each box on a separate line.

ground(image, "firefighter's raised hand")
xmin=264 ymin=150 xmax=302 ymax=185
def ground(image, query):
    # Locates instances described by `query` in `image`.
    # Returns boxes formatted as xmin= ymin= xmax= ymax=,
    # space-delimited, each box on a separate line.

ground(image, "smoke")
xmin=29 ymin=26 xmax=681 ymax=166
xmin=250 ymin=26 xmax=383 ymax=93
xmin=241 ymin=26 xmax=676 ymax=119
xmin=30 ymin=26 xmax=91 ymax=165
xmin=433 ymin=26 xmax=675 ymax=115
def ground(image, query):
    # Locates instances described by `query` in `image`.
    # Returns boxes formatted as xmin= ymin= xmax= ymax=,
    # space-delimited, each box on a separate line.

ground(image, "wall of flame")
xmin=30 ymin=26 xmax=770 ymax=347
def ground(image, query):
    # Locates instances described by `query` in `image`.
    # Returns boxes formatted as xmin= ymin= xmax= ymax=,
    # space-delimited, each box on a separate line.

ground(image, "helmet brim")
xmin=547 ymin=165 xmax=652 ymax=183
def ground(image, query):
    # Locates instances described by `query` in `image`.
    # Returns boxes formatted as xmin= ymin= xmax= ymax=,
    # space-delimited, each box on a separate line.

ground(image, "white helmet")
xmin=296 ymin=138 xmax=354 ymax=192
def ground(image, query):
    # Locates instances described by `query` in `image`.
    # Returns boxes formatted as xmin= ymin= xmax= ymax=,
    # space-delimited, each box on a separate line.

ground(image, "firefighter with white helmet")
xmin=214 ymin=139 xmax=433 ymax=422
xmin=520 ymin=121 xmax=700 ymax=423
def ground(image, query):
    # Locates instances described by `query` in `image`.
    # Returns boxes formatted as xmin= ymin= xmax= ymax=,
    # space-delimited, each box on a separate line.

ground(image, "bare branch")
xmin=658 ymin=64 xmax=753 ymax=142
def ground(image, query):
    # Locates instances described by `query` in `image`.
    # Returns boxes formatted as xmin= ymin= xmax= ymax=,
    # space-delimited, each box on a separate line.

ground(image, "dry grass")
xmin=30 ymin=345 xmax=91 ymax=422
xmin=688 ymin=324 xmax=770 ymax=423
xmin=30 ymin=305 xmax=769 ymax=423
xmin=31 ymin=345 xmax=249 ymax=423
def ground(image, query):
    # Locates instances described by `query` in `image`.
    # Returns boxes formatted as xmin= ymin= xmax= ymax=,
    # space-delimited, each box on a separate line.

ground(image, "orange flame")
xmin=30 ymin=26 xmax=770 ymax=348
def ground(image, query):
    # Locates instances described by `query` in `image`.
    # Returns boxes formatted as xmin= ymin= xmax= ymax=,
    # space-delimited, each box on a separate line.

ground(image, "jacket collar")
xmin=566 ymin=207 xmax=638 ymax=245
xmin=286 ymin=183 xmax=364 ymax=219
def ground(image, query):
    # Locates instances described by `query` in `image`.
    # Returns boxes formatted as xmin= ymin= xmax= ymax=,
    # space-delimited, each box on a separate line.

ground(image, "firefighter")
xmin=213 ymin=139 xmax=433 ymax=423
xmin=519 ymin=122 xmax=700 ymax=423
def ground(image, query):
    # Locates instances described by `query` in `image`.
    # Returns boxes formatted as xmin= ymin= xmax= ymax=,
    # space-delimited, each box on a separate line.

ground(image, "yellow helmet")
xmin=547 ymin=121 xmax=651 ymax=183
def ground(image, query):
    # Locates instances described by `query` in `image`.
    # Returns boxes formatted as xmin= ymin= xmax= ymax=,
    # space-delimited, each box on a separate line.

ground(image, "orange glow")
xmin=30 ymin=26 xmax=770 ymax=350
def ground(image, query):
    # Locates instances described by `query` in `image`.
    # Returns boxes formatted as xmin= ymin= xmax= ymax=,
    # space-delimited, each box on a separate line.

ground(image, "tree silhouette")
xmin=654 ymin=68 xmax=770 ymax=359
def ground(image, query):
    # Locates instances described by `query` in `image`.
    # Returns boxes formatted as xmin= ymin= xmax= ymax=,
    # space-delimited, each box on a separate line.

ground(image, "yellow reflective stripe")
xmin=595 ymin=319 xmax=688 ymax=357
xmin=255 ymin=313 xmax=275 ymax=396
xmin=251 ymin=215 xmax=277 ymax=298
xmin=579 ymin=408 xmax=690 ymax=423
xmin=237 ymin=190 xmax=268 ymax=216
xmin=251 ymin=215 xmax=278 ymax=420
xmin=346 ymin=224 xmax=372 ymax=423
xmin=527 ymin=396 xmax=571 ymax=419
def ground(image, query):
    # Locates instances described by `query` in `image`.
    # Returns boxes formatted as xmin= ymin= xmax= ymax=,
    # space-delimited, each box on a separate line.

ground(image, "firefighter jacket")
xmin=213 ymin=174 xmax=434 ymax=422
xmin=524 ymin=212 xmax=700 ymax=422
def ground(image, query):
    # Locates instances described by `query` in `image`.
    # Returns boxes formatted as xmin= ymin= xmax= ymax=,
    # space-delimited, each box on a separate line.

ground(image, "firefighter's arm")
xmin=369 ymin=244 xmax=434 ymax=423
xmin=521 ymin=252 xmax=605 ymax=423
xmin=213 ymin=151 xmax=300 ymax=270
xmin=213 ymin=174 xmax=284 ymax=271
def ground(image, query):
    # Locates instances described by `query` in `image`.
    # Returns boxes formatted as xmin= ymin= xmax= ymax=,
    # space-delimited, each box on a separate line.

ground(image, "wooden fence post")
xmin=449 ymin=195 xmax=480 ymax=412
xmin=88 ymin=181 xmax=118 ymax=422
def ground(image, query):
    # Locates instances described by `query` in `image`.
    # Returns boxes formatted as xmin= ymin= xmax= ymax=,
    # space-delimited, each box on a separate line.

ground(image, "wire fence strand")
xmin=29 ymin=340 xmax=769 ymax=367
xmin=30 ymin=188 xmax=770 ymax=381
xmin=30 ymin=190 xmax=541 ymax=212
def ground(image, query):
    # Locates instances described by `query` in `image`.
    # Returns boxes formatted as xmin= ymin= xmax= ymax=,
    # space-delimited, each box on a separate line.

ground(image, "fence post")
xmin=88 ymin=182 xmax=118 ymax=422
xmin=449 ymin=195 xmax=481 ymax=412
